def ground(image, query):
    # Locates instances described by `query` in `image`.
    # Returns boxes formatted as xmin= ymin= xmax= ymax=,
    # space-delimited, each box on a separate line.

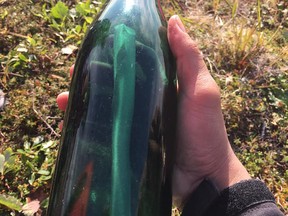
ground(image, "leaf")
xmin=40 ymin=197 xmax=49 ymax=209
xmin=42 ymin=140 xmax=55 ymax=149
xmin=75 ymin=25 xmax=82 ymax=33
xmin=3 ymin=147 xmax=13 ymax=161
xmin=17 ymin=149 xmax=35 ymax=159
xmin=39 ymin=175 xmax=52 ymax=181
xmin=16 ymin=47 xmax=28 ymax=53
xmin=12 ymin=61 xmax=21 ymax=68
xmin=24 ymin=141 xmax=31 ymax=150
xmin=65 ymin=34 xmax=76 ymax=43
xmin=282 ymin=155 xmax=288 ymax=163
xmin=232 ymin=0 xmax=239 ymax=18
xmin=0 ymin=194 xmax=22 ymax=211
xmin=37 ymin=170 xmax=50 ymax=175
xmin=18 ymin=53 xmax=28 ymax=62
xmin=33 ymin=136 xmax=44 ymax=145
xmin=28 ymin=172 xmax=36 ymax=185
xmin=75 ymin=1 xmax=93 ymax=16
xmin=41 ymin=3 xmax=48 ymax=15
xmin=26 ymin=160 xmax=35 ymax=171
xmin=69 ymin=8 xmax=77 ymax=21
xmin=0 ymin=10 xmax=8 ymax=19
xmin=27 ymin=37 xmax=37 ymax=47
xmin=0 ymin=154 xmax=5 ymax=174
xmin=16 ymin=149 xmax=26 ymax=155
xmin=21 ymin=200 xmax=40 ymax=216
xmin=51 ymin=1 xmax=69 ymax=20
xmin=50 ymin=19 xmax=61 ymax=31
xmin=3 ymin=154 xmax=18 ymax=175
xmin=85 ymin=16 xmax=93 ymax=24
xmin=61 ymin=45 xmax=78 ymax=55
xmin=75 ymin=3 xmax=88 ymax=16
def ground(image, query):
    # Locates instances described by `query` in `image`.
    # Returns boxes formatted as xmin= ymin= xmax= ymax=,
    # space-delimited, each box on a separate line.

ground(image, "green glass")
xmin=47 ymin=0 xmax=177 ymax=215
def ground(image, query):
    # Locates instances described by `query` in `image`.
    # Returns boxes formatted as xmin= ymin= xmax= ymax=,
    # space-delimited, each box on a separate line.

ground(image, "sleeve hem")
xmin=204 ymin=179 xmax=276 ymax=216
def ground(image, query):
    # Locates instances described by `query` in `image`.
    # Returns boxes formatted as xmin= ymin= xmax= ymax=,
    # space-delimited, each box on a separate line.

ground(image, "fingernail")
xmin=174 ymin=15 xmax=186 ymax=33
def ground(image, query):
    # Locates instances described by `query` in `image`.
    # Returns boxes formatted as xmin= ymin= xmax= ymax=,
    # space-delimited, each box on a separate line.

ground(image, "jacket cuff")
xmin=181 ymin=179 xmax=220 ymax=216
xmin=204 ymin=179 xmax=276 ymax=216
xmin=181 ymin=179 xmax=276 ymax=216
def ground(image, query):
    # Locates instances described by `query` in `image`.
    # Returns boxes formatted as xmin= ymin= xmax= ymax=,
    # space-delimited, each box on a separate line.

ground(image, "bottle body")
xmin=48 ymin=0 xmax=177 ymax=215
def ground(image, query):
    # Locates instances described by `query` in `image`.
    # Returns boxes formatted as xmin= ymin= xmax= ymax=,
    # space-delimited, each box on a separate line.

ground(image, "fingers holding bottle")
xmin=167 ymin=15 xmax=251 ymax=205
xmin=57 ymin=64 xmax=74 ymax=130
xmin=167 ymin=15 xmax=221 ymax=111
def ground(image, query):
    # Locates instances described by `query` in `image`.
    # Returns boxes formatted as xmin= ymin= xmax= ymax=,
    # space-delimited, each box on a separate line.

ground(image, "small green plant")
xmin=35 ymin=0 xmax=103 ymax=44
xmin=0 ymin=193 xmax=41 ymax=215
xmin=0 ymin=194 xmax=22 ymax=212
xmin=49 ymin=1 xmax=69 ymax=32
xmin=0 ymin=137 xmax=58 ymax=214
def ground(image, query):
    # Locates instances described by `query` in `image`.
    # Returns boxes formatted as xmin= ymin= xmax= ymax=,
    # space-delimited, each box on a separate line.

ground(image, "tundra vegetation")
xmin=0 ymin=0 xmax=287 ymax=215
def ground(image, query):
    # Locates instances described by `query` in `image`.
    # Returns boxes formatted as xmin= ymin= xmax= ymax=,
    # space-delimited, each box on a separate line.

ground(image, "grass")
xmin=0 ymin=0 xmax=287 ymax=215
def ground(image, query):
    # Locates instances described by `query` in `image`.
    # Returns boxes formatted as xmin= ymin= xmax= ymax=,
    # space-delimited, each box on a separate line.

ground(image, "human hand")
xmin=167 ymin=15 xmax=250 ymax=206
xmin=56 ymin=15 xmax=251 ymax=208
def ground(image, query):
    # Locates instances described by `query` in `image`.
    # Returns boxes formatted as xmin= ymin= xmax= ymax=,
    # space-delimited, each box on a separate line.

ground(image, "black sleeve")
xmin=181 ymin=179 xmax=284 ymax=216
xmin=238 ymin=202 xmax=284 ymax=216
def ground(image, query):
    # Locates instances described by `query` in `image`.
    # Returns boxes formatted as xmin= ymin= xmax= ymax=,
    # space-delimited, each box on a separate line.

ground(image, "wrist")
xmin=179 ymin=149 xmax=252 ymax=213
xmin=172 ymin=166 xmax=204 ymax=208
xmin=208 ymin=149 xmax=251 ymax=191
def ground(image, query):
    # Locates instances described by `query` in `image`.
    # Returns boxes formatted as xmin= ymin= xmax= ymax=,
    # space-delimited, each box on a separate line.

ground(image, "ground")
xmin=0 ymin=0 xmax=287 ymax=215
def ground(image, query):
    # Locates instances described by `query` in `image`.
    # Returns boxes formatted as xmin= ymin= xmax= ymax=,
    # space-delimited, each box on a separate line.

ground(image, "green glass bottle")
xmin=47 ymin=0 xmax=177 ymax=215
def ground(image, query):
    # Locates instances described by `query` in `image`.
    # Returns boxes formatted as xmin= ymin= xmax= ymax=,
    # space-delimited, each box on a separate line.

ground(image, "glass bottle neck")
xmin=108 ymin=0 xmax=158 ymax=11
xmin=107 ymin=0 xmax=165 ymax=21
xmin=110 ymin=0 xmax=156 ymax=3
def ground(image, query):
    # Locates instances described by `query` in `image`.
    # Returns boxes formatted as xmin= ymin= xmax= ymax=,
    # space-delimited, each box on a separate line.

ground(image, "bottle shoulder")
xmin=95 ymin=1 xmax=166 ymax=45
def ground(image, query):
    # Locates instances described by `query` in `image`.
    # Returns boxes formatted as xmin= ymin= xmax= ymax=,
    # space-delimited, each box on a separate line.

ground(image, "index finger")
xmin=70 ymin=64 xmax=74 ymax=78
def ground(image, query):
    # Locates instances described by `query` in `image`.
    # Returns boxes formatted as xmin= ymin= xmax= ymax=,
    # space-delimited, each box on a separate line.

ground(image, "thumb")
xmin=167 ymin=15 xmax=221 ymax=109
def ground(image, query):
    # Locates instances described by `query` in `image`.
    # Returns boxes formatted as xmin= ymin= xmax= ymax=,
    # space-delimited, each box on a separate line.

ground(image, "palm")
xmin=167 ymin=16 xmax=233 ymax=203
xmin=173 ymin=81 xmax=231 ymax=201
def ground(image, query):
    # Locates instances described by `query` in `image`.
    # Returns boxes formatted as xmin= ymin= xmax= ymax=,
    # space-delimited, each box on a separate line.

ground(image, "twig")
xmin=32 ymin=91 xmax=60 ymax=137
xmin=32 ymin=104 xmax=60 ymax=137
xmin=255 ymin=84 xmax=278 ymax=89
xmin=1 ymin=30 xmax=29 ymax=39
xmin=0 ymin=130 xmax=5 ymax=138
xmin=46 ymin=116 xmax=62 ymax=120
xmin=0 ymin=72 xmax=24 ymax=78
xmin=0 ymin=79 xmax=5 ymax=90
xmin=205 ymin=56 xmax=221 ymax=74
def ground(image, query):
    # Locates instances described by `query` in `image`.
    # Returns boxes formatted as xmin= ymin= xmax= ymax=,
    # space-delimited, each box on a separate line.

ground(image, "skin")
xmin=57 ymin=15 xmax=251 ymax=207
